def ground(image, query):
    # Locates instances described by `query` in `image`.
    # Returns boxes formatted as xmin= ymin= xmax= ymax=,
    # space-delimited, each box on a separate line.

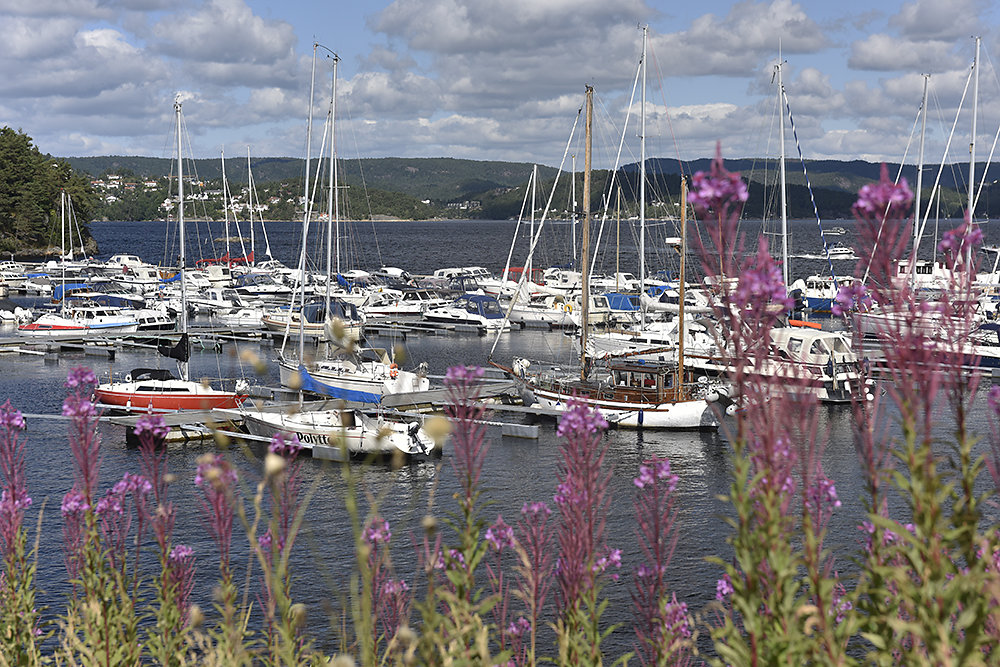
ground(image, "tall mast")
xmin=60 ymin=190 xmax=66 ymax=315
xmin=247 ymin=146 xmax=255 ymax=265
xmin=580 ymin=85 xmax=593 ymax=381
xmin=571 ymin=153 xmax=577 ymax=262
xmin=969 ymin=36 xmax=980 ymax=222
xmin=776 ymin=58 xmax=789 ymax=287
xmin=677 ymin=178 xmax=687 ymax=392
xmin=968 ymin=36 xmax=980 ymax=271
xmin=915 ymin=74 xmax=928 ymax=246
xmin=175 ymin=95 xmax=188 ymax=382
xmin=325 ymin=54 xmax=339 ymax=319
xmin=639 ymin=25 xmax=647 ymax=329
xmin=297 ymin=44 xmax=319 ymax=367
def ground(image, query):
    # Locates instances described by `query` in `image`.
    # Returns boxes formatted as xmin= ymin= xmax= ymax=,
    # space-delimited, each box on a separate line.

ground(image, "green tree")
xmin=0 ymin=127 xmax=96 ymax=255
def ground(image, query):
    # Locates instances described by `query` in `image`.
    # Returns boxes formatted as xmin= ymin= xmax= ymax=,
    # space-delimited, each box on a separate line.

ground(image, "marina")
xmin=0 ymin=205 xmax=994 ymax=662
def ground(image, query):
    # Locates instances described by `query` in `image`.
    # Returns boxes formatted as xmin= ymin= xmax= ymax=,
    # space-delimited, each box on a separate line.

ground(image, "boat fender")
xmin=389 ymin=363 xmax=399 ymax=379
xmin=725 ymin=403 xmax=738 ymax=416
xmin=705 ymin=391 xmax=720 ymax=403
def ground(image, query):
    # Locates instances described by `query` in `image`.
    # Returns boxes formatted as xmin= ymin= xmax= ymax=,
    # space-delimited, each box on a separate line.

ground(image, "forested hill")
xmin=0 ymin=128 xmax=96 ymax=256
xmin=65 ymin=156 xmax=559 ymax=203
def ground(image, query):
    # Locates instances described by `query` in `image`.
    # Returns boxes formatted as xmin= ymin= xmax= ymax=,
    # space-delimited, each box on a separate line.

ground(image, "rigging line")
xmin=590 ymin=62 xmax=641 ymax=279
xmin=489 ymin=103 xmax=583 ymax=361
xmin=910 ymin=64 xmax=974 ymax=272
xmin=782 ymin=87 xmax=839 ymax=287
xmin=859 ymin=88 xmax=923 ymax=286
xmin=646 ymin=36 xmax=686 ymax=180
xmin=972 ymin=44 xmax=1000 ymax=214
xmin=340 ymin=94 xmax=384 ymax=269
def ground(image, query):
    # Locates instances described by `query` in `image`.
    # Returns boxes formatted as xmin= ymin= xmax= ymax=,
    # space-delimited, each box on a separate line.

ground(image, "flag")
xmin=157 ymin=333 xmax=189 ymax=362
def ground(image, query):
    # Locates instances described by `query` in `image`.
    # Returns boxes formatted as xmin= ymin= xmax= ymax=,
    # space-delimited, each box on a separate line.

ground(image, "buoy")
xmin=389 ymin=363 xmax=399 ymax=379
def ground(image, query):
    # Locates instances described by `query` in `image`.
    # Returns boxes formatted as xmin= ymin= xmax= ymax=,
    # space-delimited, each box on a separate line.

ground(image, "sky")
xmin=2 ymin=0 xmax=1000 ymax=170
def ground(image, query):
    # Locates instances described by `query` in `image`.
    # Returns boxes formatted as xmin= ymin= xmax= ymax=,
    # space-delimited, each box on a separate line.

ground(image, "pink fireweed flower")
xmin=268 ymin=432 xmax=302 ymax=459
xmin=989 ymin=385 xmax=1000 ymax=416
xmin=938 ymin=217 xmax=983 ymax=271
xmin=194 ymin=453 xmax=238 ymax=489
xmin=521 ymin=501 xmax=551 ymax=518
xmin=556 ymin=399 xmax=608 ymax=439
xmin=381 ymin=578 xmax=409 ymax=596
xmin=832 ymin=281 xmax=872 ymax=317
xmin=112 ymin=472 xmax=153 ymax=498
xmin=715 ymin=573 xmax=734 ymax=601
xmin=133 ymin=414 xmax=168 ymax=443
xmin=363 ymin=516 xmax=392 ymax=546
xmin=444 ymin=364 xmax=485 ymax=389
xmin=593 ymin=547 xmax=622 ymax=577
xmin=687 ymin=144 xmax=749 ymax=217
xmin=0 ymin=403 xmax=25 ymax=430
xmin=507 ymin=616 xmax=531 ymax=638
xmin=852 ymin=164 xmax=913 ymax=219
xmin=169 ymin=543 xmax=193 ymax=563
xmin=64 ymin=366 xmax=96 ymax=389
xmin=805 ymin=475 xmax=842 ymax=515
xmin=662 ymin=593 xmax=692 ymax=639
xmin=60 ymin=489 xmax=89 ymax=517
xmin=633 ymin=456 xmax=679 ymax=492
xmin=732 ymin=239 xmax=795 ymax=314
xmin=486 ymin=515 xmax=515 ymax=552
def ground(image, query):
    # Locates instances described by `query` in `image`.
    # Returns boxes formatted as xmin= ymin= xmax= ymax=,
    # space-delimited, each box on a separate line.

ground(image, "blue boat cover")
xmin=296 ymin=365 xmax=382 ymax=404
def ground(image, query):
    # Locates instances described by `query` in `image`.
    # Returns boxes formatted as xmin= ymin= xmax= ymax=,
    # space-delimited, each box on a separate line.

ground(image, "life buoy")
xmin=565 ymin=303 xmax=572 ymax=313
xmin=389 ymin=363 xmax=399 ymax=379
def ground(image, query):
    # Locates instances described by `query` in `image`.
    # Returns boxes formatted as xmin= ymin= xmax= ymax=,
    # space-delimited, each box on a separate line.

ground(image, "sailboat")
xmin=93 ymin=97 xmax=248 ymax=413
xmin=274 ymin=49 xmax=430 ymax=403
xmin=493 ymin=81 xmax=720 ymax=429
xmin=235 ymin=48 xmax=435 ymax=458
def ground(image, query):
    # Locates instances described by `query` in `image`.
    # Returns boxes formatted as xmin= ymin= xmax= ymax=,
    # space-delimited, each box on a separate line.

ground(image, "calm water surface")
xmin=5 ymin=218 xmax=997 ymax=658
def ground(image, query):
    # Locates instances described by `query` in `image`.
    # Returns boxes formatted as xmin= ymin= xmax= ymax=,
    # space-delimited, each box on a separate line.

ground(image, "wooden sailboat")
xmin=94 ymin=97 xmax=248 ymax=413
xmin=492 ymin=82 xmax=720 ymax=429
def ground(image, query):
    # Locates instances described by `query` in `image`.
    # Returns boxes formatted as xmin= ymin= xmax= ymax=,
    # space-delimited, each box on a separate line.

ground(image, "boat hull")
xmin=94 ymin=380 xmax=246 ymax=412
xmin=241 ymin=409 xmax=436 ymax=461
xmin=521 ymin=382 xmax=718 ymax=429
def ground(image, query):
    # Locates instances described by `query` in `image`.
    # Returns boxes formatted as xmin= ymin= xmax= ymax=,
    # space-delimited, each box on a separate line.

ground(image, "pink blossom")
xmin=687 ymin=145 xmax=749 ymax=217
xmin=363 ymin=516 xmax=392 ymax=546
xmin=64 ymin=366 xmax=96 ymax=389
xmin=715 ymin=573 xmax=733 ymax=601
xmin=485 ymin=515 xmax=515 ymax=552
xmin=852 ymin=164 xmax=913 ymax=219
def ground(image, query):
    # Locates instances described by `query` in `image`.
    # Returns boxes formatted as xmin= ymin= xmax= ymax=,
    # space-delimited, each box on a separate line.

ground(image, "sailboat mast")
xmin=326 ymin=55 xmax=339 ymax=318
xmin=571 ymin=153 xmax=577 ymax=262
xmin=60 ymin=190 xmax=66 ymax=315
xmin=297 ymin=44 xmax=319 ymax=367
xmin=969 ymin=36 xmax=980 ymax=223
xmin=221 ymin=148 xmax=231 ymax=263
xmin=175 ymin=96 xmax=189 ymax=382
xmin=677 ymin=178 xmax=687 ymax=392
xmin=247 ymin=147 xmax=255 ymax=266
xmin=639 ymin=25 xmax=647 ymax=329
xmin=915 ymin=75 xmax=928 ymax=246
xmin=580 ymin=85 xmax=593 ymax=381
xmin=333 ymin=54 xmax=341 ymax=278
xmin=777 ymin=59 xmax=789 ymax=287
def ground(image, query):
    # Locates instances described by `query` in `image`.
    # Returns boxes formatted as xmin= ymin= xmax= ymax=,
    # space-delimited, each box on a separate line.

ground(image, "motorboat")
xmin=237 ymin=404 xmax=437 ymax=461
xmin=423 ymin=293 xmax=511 ymax=332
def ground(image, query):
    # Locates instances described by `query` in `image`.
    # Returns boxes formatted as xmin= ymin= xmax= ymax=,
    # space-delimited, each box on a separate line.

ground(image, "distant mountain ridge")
xmin=64 ymin=154 xmax=1000 ymax=219
xmin=65 ymin=156 xmax=559 ymax=203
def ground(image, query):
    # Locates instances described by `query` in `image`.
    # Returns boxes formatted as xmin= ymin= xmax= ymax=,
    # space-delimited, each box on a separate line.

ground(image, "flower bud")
xmin=264 ymin=452 xmax=286 ymax=479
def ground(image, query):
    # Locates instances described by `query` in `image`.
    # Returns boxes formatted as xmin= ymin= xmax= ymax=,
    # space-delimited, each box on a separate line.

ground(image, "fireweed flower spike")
xmin=553 ymin=399 xmax=613 ymax=664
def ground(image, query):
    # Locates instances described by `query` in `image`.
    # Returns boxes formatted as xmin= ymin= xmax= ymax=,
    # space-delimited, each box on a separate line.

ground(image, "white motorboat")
xmin=237 ymin=405 xmax=437 ymax=461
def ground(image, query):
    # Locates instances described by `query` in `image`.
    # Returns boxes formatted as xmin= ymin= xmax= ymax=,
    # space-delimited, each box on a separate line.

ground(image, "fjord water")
xmin=8 ymin=218 xmax=997 ymax=658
